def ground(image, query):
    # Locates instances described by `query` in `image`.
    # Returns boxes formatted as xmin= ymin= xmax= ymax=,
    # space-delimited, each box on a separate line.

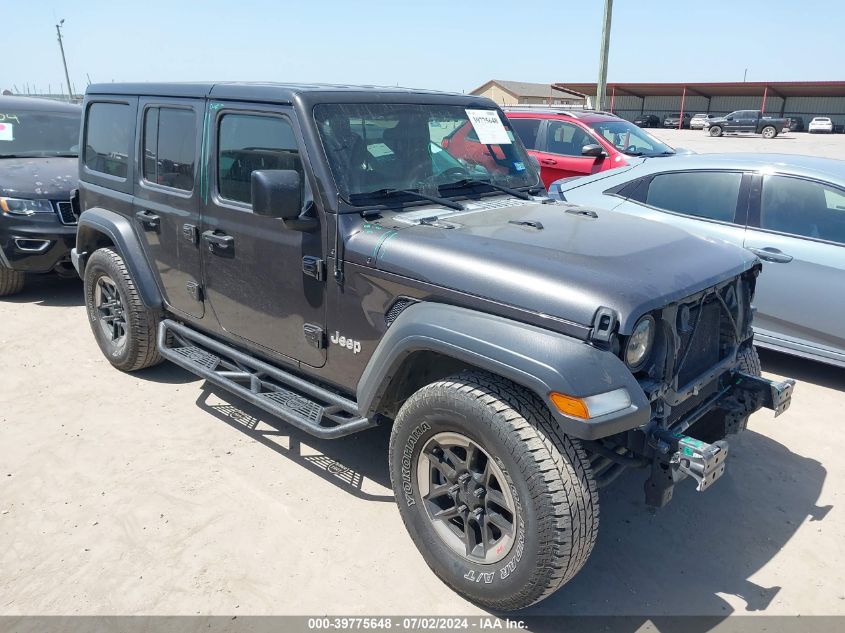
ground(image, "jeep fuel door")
xmin=199 ymin=103 xmax=327 ymax=368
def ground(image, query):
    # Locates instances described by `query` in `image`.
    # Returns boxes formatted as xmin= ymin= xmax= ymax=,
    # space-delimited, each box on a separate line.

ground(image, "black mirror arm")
xmin=283 ymin=200 xmax=320 ymax=232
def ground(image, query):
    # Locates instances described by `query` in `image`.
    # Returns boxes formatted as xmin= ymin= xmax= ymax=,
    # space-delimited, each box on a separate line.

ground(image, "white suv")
xmin=809 ymin=116 xmax=834 ymax=133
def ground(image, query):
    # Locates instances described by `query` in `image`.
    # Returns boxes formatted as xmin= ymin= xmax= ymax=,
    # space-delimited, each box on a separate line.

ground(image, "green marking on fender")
xmin=372 ymin=230 xmax=398 ymax=257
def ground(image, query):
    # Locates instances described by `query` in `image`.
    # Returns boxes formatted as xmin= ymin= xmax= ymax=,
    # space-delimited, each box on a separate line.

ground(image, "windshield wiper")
xmin=440 ymin=178 xmax=533 ymax=201
xmin=622 ymin=149 xmax=645 ymax=156
xmin=352 ymin=188 xmax=464 ymax=211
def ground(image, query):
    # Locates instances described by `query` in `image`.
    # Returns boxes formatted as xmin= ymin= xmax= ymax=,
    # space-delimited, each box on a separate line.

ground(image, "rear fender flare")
xmin=75 ymin=208 xmax=163 ymax=311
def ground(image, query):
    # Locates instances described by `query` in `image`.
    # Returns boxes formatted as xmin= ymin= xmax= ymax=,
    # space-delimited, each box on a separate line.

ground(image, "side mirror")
xmin=581 ymin=144 xmax=606 ymax=158
xmin=251 ymin=169 xmax=301 ymax=220
xmin=726 ymin=116 xmax=734 ymax=121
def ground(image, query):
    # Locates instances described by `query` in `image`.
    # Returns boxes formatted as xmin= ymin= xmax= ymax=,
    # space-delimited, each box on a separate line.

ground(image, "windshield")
xmin=0 ymin=109 xmax=80 ymax=158
xmin=314 ymin=103 xmax=540 ymax=203
xmin=588 ymin=120 xmax=675 ymax=157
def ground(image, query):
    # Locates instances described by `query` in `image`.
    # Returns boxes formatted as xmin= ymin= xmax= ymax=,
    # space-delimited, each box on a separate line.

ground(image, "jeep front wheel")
xmin=709 ymin=125 xmax=723 ymax=137
xmin=388 ymin=371 xmax=599 ymax=610
xmin=84 ymin=247 xmax=162 ymax=372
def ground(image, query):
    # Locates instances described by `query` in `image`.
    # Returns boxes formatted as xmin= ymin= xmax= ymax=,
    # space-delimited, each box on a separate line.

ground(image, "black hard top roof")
xmin=0 ymin=95 xmax=81 ymax=112
xmin=86 ymin=82 xmax=480 ymax=105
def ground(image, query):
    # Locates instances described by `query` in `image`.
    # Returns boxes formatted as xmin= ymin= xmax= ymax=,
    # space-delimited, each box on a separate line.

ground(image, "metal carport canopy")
xmin=553 ymin=81 xmax=845 ymax=99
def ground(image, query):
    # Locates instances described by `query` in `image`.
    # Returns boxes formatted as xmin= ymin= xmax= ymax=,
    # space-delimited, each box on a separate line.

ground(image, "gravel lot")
xmin=2 ymin=133 xmax=845 ymax=620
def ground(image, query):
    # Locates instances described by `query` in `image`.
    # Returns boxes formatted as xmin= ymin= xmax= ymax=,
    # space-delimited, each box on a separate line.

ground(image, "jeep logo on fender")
xmin=330 ymin=331 xmax=362 ymax=354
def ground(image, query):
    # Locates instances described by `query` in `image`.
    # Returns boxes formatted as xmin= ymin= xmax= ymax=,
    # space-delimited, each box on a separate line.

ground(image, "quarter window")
xmin=84 ymin=102 xmax=131 ymax=178
xmin=760 ymin=175 xmax=845 ymax=245
xmin=645 ymin=171 xmax=742 ymax=222
xmin=142 ymin=107 xmax=196 ymax=191
xmin=217 ymin=114 xmax=302 ymax=206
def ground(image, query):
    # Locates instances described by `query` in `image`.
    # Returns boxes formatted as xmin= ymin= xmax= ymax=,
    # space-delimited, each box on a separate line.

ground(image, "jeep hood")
xmin=0 ymin=157 xmax=77 ymax=199
xmin=344 ymin=198 xmax=757 ymax=334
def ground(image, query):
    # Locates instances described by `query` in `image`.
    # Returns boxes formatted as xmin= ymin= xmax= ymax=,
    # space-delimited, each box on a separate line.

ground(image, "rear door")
xmin=532 ymin=119 xmax=606 ymax=188
xmin=132 ymin=99 xmax=204 ymax=318
xmin=614 ymin=169 xmax=750 ymax=246
xmin=743 ymin=173 xmax=845 ymax=362
xmin=199 ymin=101 xmax=327 ymax=367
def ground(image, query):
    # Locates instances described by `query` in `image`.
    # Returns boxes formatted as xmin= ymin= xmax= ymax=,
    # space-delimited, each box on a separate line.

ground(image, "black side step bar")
xmin=157 ymin=319 xmax=376 ymax=439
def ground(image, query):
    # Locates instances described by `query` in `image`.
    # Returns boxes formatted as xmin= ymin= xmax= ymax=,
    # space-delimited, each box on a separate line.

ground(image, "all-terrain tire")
xmin=761 ymin=125 xmax=777 ymax=139
xmin=0 ymin=265 xmax=25 ymax=297
xmin=388 ymin=370 xmax=599 ymax=610
xmin=709 ymin=125 xmax=723 ymax=137
xmin=738 ymin=346 xmax=762 ymax=376
xmin=84 ymin=247 xmax=163 ymax=372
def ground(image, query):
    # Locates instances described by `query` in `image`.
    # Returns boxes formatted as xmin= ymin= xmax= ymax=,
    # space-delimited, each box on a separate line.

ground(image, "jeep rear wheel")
xmin=389 ymin=371 xmax=599 ymax=610
xmin=0 ymin=265 xmax=25 ymax=297
xmin=84 ymin=247 xmax=163 ymax=372
xmin=761 ymin=125 xmax=777 ymax=139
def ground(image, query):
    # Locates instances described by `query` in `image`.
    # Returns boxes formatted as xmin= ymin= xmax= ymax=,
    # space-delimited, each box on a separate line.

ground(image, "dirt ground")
xmin=2 ymin=275 xmax=844 ymax=618
xmin=650 ymin=127 xmax=845 ymax=159
xmin=2 ymin=132 xmax=845 ymax=619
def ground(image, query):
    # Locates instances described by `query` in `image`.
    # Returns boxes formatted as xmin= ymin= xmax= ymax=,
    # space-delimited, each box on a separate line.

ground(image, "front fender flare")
xmin=74 ymin=208 xmax=163 ymax=311
xmin=357 ymin=303 xmax=650 ymax=440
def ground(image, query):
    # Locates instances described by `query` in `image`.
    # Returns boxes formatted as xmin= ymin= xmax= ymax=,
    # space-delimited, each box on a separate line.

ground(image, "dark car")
xmin=72 ymin=82 xmax=793 ymax=610
xmin=633 ymin=113 xmax=661 ymax=128
xmin=663 ymin=112 xmax=692 ymax=128
xmin=0 ymin=96 xmax=81 ymax=296
xmin=787 ymin=116 xmax=805 ymax=132
xmin=705 ymin=110 xmax=789 ymax=138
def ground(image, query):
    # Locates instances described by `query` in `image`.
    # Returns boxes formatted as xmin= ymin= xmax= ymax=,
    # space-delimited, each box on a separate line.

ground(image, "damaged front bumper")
xmin=643 ymin=370 xmax=795 ymax=507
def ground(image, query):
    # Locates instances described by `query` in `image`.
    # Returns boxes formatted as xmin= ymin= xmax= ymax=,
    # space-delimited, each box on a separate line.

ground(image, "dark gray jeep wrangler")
xmin=72 ymin=82 xmax=794 ymax=610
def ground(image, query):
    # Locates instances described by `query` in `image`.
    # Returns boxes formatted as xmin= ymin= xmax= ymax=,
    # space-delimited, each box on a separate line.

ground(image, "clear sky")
xmin=6 ymin=0 xmax=843 ymax=96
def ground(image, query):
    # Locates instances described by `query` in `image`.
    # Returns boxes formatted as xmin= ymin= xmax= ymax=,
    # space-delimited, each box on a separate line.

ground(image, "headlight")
xmin=0 ymin=197 xmax=54 ymax=216
xmin=625 ymin=315 xmax=655 ymax=371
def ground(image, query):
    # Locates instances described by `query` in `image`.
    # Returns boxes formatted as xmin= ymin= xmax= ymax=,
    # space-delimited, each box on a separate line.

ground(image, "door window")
xmin=217 ymin=114 xmax=302 ymax=206
xmin=84 ymin=102 xmax=132 ymax=178
xmin=142 ymin=107 xmax=196 ymax=191
xmin=644 ymin=171 xmax=743 ymax=222
xmin=509 ymin=118 xmax=542 ymax=150
xmin=760 ymin=175 xmax=845 ymax=245
xmin=543 ymin=121 xmax=594 ymax=157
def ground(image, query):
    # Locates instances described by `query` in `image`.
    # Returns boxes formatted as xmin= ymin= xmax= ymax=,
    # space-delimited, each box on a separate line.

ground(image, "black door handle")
xmin=202 ymin=230 xmax=234 ymax=250
xmin=135 ymin=210 xmax=160 ymax=229
xmin=748 ymin=246 xmax=793 ymax=263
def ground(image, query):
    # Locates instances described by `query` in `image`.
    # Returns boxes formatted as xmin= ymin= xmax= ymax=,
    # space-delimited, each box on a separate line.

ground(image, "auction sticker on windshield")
xmin=466 ymin=109 xmax=511 ymax=145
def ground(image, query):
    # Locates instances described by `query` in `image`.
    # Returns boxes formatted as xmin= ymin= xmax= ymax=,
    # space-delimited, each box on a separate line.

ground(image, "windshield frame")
xmin=311 ymin=101 xmax=542 ymax=210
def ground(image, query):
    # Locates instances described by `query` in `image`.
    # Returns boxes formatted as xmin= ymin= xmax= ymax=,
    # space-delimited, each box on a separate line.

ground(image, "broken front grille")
xmin=677 ymin=300 xmax=722 ymax=386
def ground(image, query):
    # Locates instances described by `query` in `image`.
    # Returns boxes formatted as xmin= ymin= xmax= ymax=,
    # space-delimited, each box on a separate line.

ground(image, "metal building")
xmin=554 ymin=81 xmax=845 ymax=127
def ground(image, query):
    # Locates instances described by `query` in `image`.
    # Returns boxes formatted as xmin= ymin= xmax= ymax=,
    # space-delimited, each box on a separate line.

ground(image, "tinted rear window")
xmin=645 ymin=171 xmax=742 ymax=222
xmin=142 ymin=107 xmax=196 ymax=191
xmin=84 ymin=102 xmax=131 ymax=178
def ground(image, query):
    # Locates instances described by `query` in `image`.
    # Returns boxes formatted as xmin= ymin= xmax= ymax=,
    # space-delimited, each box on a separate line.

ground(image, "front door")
xmin=132 ymin=99 xmax=204 ymax=318
xmin=744 ymin=173 xmax=845 ymax=362
xmin=533 ymin=120 xmax=605 ymax=188
xmin=199 ymin=102 xmax=327 ymax=367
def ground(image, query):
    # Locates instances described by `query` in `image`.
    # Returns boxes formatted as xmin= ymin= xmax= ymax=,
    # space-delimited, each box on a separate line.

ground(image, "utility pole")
xmin=55 ymin=19 xmax=73 ymax=101
xmin=596 ymin=0 xmax=613 ymax=111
